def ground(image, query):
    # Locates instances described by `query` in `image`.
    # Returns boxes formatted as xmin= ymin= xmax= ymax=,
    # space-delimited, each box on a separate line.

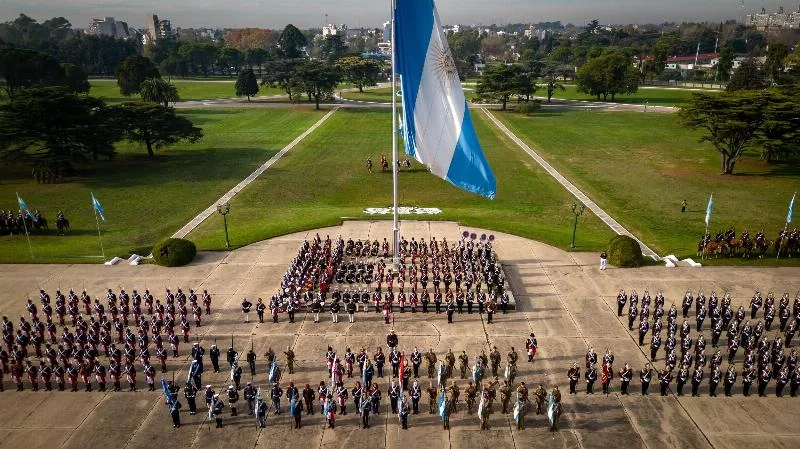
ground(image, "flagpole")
xmin=21 ymin=213 xmax=34 ymax=259
xmin=94 ymin=207 xmax=106 ymax=260
xmin=390 ymin=0 xmax=400 ymax=268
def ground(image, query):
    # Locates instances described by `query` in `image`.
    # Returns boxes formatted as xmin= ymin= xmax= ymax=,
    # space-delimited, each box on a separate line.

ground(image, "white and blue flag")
xmin=91 ymin=192 xmax=106 ymax=222
xmin=704 ymin=194 xmax=713 ymax=226
xmin=394 ymin=0 xmax=496 ymax=199
xmin=16 ymin=193 xmax=37 ymax=222
xmin=788 ymin=193 xmax=795 ymax=224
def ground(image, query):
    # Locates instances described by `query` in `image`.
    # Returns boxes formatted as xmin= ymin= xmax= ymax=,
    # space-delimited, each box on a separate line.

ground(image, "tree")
xmin=139 ymin=78 xmax=180 ymax=107
xmin=0 ymin=87 xmax=121 ymax=170
xmin=262 ymin=60 xmax=303 ymax=100
xmin=319 ymin=34 xmax=348 ymax=62
xmin=216 ymin=47 xmax=243 ymax=76
xmin=335 ymin=56 xmax=382 ymax=92
xmin=726 ymin=58 xmax=769 ymax=91
xmin=178 ymin=44 xmax=217 ymax=76
xmin=117 ymin=54 xmax=160 ymax=96
xmin=244 ymin=48 xmax=269 ymax=71
xmin=235 ymin=69 xmax=259 ymax=101
xmin=476 ymin=64 xmax=524 ymax=110
xmin=0 ymin=47 xmax=66 ymax=97
xmin=679 ymin=91 xmax=768 ymax=174
xmin=59 ymin=63 xmax=90 ymax=94
xmin=294 ymin=63 xmax=341 ymax=110
xmin=540 ymin=61 xmax=569 ymax=103
xmin=716 ymin=44 xmax=734 ymax=81
xmin=576 ymin=53 xmax=639 ymax=101
xmin=764 ymin=42 xmax=789 ymax=83
xmin=753 ymin=87 xmax=800 ymax=163
xmin=117 ymin=102 xmax=203 ymax=157
xmin=277 ymin=24 xmax=307 ymax=59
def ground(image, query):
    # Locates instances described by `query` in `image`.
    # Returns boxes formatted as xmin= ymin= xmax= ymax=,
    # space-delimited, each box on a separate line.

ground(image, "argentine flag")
xmin=91 ymin=192 xmax=106 ymax=222
xmin=394 ymin=0 xmax=497 ymax=199
xmin=437 ymin=389 xmax=447 ymax=420
xmin=704 ymin=194 xmax=713 ymax=226
xmin=268 ymin=358 xmax=279 ymax=383
xmin=788 ymin=193 xmax=795 ymax=224
xmin=16 ymin=193 xmax=37 ymax=222
xmin=546 ymin=391 xmax=557 ymax=426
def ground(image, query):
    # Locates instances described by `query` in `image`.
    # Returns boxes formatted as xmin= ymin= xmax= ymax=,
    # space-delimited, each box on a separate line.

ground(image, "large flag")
xmin=704 ymin=194 xmax=713 ymax=226
xmin=16 ymin=193 xmax=37 ymax=222
xmin=268 ymin=358 xmax=279 ymax=383
xmin=788 ymin=193 xmax=796 ymax=224
xmin=513 ymin=399 xmax=521 ymax=425
xmin=91 ymin=192 xmax=106 ymax=222
xmin=394 ymin=0 xmax=497 ymax=199
xmin=437 ymin=389 xmax=447 ymax=421
xmin=546 ymin=391 xmax=557 ymax=426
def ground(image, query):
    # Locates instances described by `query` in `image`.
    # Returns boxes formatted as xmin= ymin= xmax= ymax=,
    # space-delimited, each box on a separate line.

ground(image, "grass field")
xmin=89 ymin=80 xmax=286 ymax=103
xmin=187 ymin=108 xmax=617 ymax=251
xmin=342 ymin=87 xmax=477 ymax=103
xmin=544 ymin=84 xmax=719 ymax=106
xmin=494 ymin=110 xmax=799 ymax=265
xmin=0 ymin=108 xmax=325 ymax=263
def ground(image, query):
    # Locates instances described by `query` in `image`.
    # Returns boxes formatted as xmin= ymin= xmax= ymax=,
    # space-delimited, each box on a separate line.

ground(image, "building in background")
xmin=86 ymin=17 xmax=137 ymax=39
xmin=746 ymin=6 xmax=800 ymax=31
xmin=144 ymin=14 xmax=174 ymax=45
xmin=322 ymin=23 xmax=347 ymax=37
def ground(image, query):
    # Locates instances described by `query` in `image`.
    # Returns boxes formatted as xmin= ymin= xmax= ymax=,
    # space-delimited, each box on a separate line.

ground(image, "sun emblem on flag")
xmin=433 ymin=40 xmax=458 ymax=85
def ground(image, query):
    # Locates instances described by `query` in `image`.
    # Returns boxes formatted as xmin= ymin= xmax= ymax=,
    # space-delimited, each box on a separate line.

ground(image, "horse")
xmin=755 ymin=239 xmax=773 ymax=258
xmin=56 ymin=215 xmax=70 ymax=235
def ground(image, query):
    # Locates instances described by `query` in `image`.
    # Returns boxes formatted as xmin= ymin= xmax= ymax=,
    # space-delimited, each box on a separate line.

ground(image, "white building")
xmin=87 ymin=17 xmax=135 ymax=39
xmin=322 ymin=23 xmax=347 ymax=37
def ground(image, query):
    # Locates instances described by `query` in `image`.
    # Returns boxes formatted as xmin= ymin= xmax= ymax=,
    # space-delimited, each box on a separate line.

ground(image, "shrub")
xmin=152 ymin=238 xmax=197 ymax=267
xmin=516 ymin=100 xmax=541 ymax=115
xmin=607 ymin=235 xmax=644 ymax=268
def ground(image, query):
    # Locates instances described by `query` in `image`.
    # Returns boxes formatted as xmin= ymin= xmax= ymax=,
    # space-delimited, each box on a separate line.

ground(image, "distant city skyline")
xmin=0 ymin=0 xmax=795 ymax=30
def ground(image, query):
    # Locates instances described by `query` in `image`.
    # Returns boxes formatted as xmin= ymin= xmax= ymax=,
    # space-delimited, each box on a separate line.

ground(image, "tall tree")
xmin=216 ymin=47 xmax=243 ymax=76
xmin=716 ymin=44 xmax=734 ymax=81
xmin=764 ymin=42 xmax=789 ymax=82
xmin=235 ymin=69 xmax=259 ymax=101
xmin=262 ymin=60 xmax=303 ymax=101
xmin=59 ymin=63 xmax=90 ymax=94
xmin=540 ymin=61 xmax=569 ymax=103
xmin=117 ymin=102 xmax=203 ymax=157
xmin=0 ymin=47 xmax=66 ymax=97
xmin=294 ymin=62 xmax=340 ymax=110
xmin=139 ymin=78 xmax=180 ymax=107
xmin=576 ymin=53 xmax=639 ymax=101
xmin=754 ymin=87 xmax=800 ymax=163
xmin=278 ymin=24 xmax=308 ymax=59
xmin=319 ymin=34 xmax=348 ymax=62
xmin=0 ymin=87 xmax=121 ymax=170
xmin=679 ymin=91 xmax=768 ymax=174
xmin=476 ymin=64 xmax=524 ymax=110
xmin=726 ymin=58 xmax=769 ymax=91
xmin=335 ymin=56 xmax=382 ymax=93
xmin=117 ymin=55 xmax=160 ymax=96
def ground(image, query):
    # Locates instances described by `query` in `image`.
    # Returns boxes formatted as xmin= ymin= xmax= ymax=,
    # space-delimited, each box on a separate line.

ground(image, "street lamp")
xmin=216 ymin=202 xmax=231 ymax=248
xmin=569 ymin=203 xmax=586 ymax=249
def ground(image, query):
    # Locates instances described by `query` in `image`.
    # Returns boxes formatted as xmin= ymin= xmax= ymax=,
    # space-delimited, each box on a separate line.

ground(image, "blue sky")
xmin=0 ymin=0 xmax=791 ymax=29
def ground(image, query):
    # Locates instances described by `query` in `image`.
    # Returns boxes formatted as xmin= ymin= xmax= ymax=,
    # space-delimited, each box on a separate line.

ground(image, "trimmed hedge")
xmin=152 ymin=238 xmax=197 ymax=267
xmin=608 ymin=235 xmax=644 ymax=268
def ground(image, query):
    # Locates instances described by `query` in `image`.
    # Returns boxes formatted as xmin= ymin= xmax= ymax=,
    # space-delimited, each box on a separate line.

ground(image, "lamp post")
xmin=569 ymin=203 xmax=586 ymax=249
xmin=216 ymin=202 xmax=231 ymax=248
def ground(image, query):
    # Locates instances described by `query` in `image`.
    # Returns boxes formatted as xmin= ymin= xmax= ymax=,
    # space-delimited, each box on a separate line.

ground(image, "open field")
xmin=0 ymin=108 xmax=325 ymax=263
xmin=187 ymin=108 xmax=616 ymax=251
xmin=89 ymin=79 xmax=286 ymax=103
xmin=544 ymin=84 xmax=719 ymax=106
xmin=342 ymin=87 xmax=477 ymax=103
xmin=494 ymin=109 xmax=799 ymax=264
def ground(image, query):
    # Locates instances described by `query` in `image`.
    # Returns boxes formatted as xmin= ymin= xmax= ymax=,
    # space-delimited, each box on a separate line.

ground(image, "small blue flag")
xmin=788 ymin=193 xmax=795 ymax=224
xmin=437 ymin=389 xmax=447 ymax=420
xmin=705 ymin=194 xmax=713 ymax=226
xmin=268 ymin=358 xmax=278 ymax=383
xmin=91 ymin=192 xmax=106 ymax=222
xmin=16 ymin=193 xmax=37 ymax=222
xmin=547 ymin=391 xmax=556 ymax=425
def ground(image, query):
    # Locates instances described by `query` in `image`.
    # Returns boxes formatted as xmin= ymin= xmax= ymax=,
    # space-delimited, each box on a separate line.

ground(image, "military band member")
xmin=241 ymin=298 xmax=252 ymax=323
xmin=640 ymin=363 xmax=653 ymax=395
xmin=185 ymin=381 xmax=198 ymax=415
xmin=742 ymin=366 xmax=756 ymax=397
xmin=758 ymin=365 xmax=772 ymax=397
xmin=567 ymin=362 xmax=580 ymax=394
xmin=709 ymin=366 xmax=722 ymax=397
xmin=723 ymin=364 xmax=737 ymax=396
xmin=619 ymin=363 xmax=632 ymax=395
xmin=691 ymin=366 xmax=704 ymax=397
xmin=585 ymin=363 xmax=597 ymax=394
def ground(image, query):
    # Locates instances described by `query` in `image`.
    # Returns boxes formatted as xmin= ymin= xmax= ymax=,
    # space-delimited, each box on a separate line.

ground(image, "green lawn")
xmin=543 ymin=84 xmax=719 ymax=107
xmin=89 ymin=80 xmax=286 ymax=104
xmin=0 ymin=108 xmax=325 ymax=263
xmin=342 ymin=87 xmax=477 ymax=103
xmin=494 ymin=110 xmax=799 ymax=264
xmin=187 ymin=108 xmax=616 ymax=251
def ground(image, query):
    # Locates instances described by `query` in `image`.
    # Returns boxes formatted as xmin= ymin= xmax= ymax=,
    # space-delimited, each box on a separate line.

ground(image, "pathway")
xmin=171 ymin=107 xmax=340 ymax=239
xmin=481 ymin=107 xmax=661 ymax=260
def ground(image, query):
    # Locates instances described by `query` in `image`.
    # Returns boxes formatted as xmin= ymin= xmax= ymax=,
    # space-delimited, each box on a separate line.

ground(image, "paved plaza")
xmin=1 ymin=220 xmax=800 ymax=449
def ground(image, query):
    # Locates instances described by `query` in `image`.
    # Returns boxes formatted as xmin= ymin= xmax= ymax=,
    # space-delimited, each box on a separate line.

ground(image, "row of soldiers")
xmin=572 ymin=344 xmax=800 ymax=397
xmin=0 ymin=287 xmax=213 ymax=392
